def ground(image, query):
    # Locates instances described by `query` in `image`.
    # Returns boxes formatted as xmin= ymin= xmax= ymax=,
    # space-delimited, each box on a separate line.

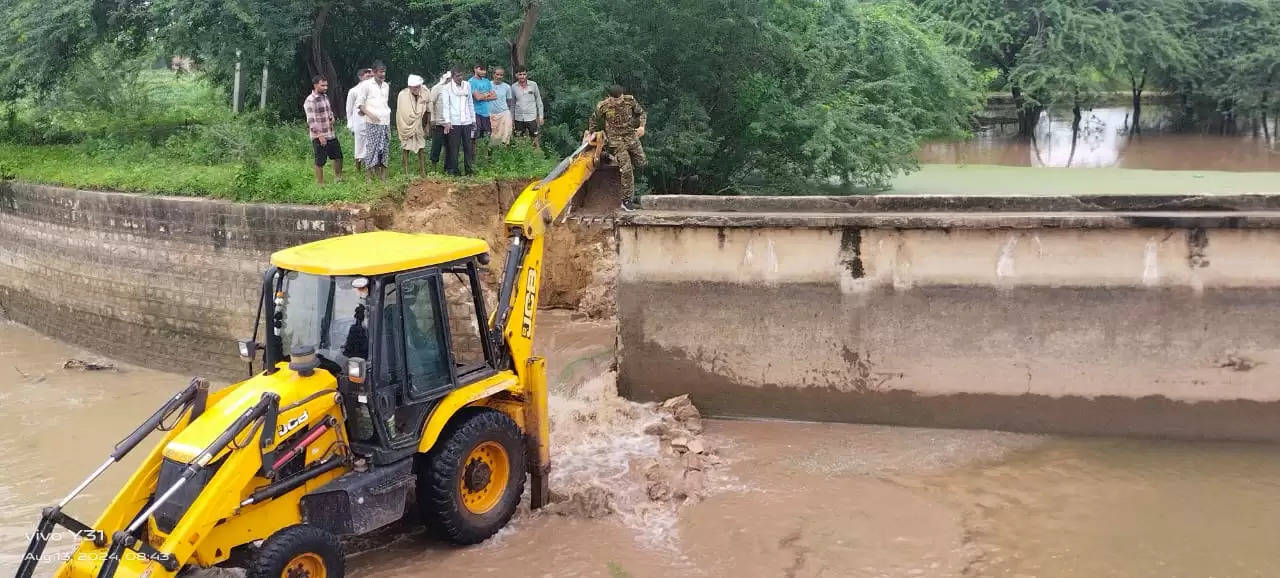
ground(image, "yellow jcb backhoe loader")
xmin=16 ymin=134 xmax=610 ymax=578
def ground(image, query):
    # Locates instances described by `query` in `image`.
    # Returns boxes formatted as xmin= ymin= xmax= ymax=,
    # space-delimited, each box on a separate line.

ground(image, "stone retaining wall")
xmin=0 ymin=182 xmax=367 ymax=379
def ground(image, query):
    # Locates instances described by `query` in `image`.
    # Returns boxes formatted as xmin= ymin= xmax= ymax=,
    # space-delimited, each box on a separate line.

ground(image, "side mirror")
xmin=237 ymin=339 xmax=259 ymax=361
xmin=347 ymin=357 xmax=367 ymax=384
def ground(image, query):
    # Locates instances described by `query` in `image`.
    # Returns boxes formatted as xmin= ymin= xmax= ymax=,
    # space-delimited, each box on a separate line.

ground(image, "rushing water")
xmin=6 ymin=317 xmax=1280 ymax=577
xmin=920 ymin=106 xmax=1280 ymax=171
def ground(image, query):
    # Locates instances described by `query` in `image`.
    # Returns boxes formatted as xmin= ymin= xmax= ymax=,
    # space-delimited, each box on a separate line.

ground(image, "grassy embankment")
xmin=0 ymin=71 xmax=555 ymax=204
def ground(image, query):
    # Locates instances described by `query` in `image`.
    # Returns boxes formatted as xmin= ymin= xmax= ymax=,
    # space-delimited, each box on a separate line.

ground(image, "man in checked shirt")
xmin=303 ymin=74 xmax=344 ymax=184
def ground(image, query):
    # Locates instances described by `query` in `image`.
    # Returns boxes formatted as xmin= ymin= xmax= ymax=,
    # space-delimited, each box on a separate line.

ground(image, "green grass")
xmin=0 ymin=70 xmax=556 ymax=204
xmin=0 ymin=127 xmax=556 ymax=204
xmin=890 ymin=164 xmax=1280 ymax=195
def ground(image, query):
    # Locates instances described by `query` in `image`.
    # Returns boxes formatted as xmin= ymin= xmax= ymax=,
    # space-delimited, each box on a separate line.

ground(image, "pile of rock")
xmin=638 ymin=394 xmax=722 ymax=504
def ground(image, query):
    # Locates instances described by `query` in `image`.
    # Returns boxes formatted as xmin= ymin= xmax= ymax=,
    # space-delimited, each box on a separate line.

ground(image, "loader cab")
xmin=254 ymin=231 xmax=498 ymax=464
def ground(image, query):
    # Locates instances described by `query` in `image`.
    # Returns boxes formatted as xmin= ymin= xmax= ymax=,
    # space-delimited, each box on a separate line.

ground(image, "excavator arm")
xmin=491 ymin=132 xmax=604 ymax=362
xmin=488 ymin=132 xmax=605 ymax=508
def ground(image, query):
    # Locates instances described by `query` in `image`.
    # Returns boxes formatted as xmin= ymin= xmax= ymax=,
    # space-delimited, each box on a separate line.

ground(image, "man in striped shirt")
xmin=303 ymin=75 xmax=344 ymax=184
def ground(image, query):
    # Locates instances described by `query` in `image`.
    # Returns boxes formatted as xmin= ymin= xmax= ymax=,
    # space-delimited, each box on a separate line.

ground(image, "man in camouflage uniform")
xmin=587 ymin=84 xmax=647 ymax=211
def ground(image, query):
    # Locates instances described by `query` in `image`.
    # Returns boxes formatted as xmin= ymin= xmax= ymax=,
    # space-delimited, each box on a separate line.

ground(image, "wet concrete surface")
xmin=6 ymin=315 xmax=1280 ymax=576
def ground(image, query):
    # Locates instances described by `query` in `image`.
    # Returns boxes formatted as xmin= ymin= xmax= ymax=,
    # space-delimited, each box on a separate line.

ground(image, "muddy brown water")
xmin=6 ymin=315 xmax=1280 ymax=577
xmin=920 ymin=106 xmax=1280 ymax=171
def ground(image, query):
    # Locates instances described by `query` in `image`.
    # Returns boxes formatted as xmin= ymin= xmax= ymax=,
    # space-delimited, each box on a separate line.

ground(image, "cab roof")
xmin=271 ymin=231 xmax=490 ymax=276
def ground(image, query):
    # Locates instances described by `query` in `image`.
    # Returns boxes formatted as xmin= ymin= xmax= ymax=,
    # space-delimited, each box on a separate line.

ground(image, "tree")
xmin=1113 ymin=0 xmax=1196 ymax=133
xmin=1007 ymin=0 xmax=1122 ymax=143
xmin=1190 ymin=0 xmax=1280 ymax=136
xmin=918 ymin=0 xmax=1045 ymax=136
xmin=509 ymin=0 xmax=539 ymax=71
xmin=531 ymin=0 xmax=980 ymax=192
xmin=920 ymin=0 xmax=1124 ymax=138
xmin=0 ymin=0 xmax=105 ymax=97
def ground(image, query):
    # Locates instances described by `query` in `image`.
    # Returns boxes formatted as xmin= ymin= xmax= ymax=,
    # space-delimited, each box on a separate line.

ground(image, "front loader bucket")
xmin=568 ymin=163 xmax=624 ymax=217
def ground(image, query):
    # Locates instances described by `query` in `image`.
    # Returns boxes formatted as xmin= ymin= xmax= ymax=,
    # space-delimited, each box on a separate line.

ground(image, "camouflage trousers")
xmin=608 ymin=136 xmax=646 ymax=202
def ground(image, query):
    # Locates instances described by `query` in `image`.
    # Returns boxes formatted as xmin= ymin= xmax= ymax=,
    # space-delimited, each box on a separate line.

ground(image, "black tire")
xmin=248 ymin=524 xmax=344 ymax=578
xmin=419 ymin=409 xmax=526 ymax=545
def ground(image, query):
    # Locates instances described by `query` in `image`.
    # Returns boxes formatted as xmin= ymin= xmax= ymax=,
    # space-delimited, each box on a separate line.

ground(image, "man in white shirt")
xmin=428 ymin=71 xmax=452 ymax=172
xmin=354 ymin=61 xmax=392 ymax=181
xmin=344 ymin=67 xmax=372 ymax=173
xmin=438 ymin=68 xmax=477 ymax=176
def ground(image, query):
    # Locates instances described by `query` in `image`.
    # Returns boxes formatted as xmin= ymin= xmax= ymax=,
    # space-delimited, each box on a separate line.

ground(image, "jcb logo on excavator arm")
xmin=278 ymin=410 xmax=309 ymax=438
xmin=521 ymin=269 xmax=537 ymax=338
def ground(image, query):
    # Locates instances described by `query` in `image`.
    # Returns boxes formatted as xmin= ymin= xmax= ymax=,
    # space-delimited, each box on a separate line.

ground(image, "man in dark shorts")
xmin=511 ymin=68 xmax=544 ymax=147
xmin=469 ymin=64 xmax=495 ymax=148
xmin=303 ymin=74 xmax=343 ymax=184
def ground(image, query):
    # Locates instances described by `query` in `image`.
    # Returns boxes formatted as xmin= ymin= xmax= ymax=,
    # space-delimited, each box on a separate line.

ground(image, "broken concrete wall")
xmin=617 ymin=196 xmax=1280 ymax=440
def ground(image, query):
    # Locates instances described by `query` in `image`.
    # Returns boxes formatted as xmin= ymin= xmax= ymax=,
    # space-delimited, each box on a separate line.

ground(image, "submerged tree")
xmin=1113 ymin=0 xmax=1196 ymax=134
xmin=918 ymin=0 xmax=1047 ymax=136
xmin=1007 ymin=0 xmax=1122 ymax=143
xmin=1192 ymin=0 xmax=1280 ymax=136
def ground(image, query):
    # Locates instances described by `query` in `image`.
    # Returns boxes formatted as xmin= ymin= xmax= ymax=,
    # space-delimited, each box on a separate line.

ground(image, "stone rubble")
xmin=542 ymin=383 xmax=724 ymax=525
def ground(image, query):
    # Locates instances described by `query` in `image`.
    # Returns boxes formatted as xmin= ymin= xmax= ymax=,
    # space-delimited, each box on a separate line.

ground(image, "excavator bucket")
xmin=570 ymin=163 xmax=624 ymax=217
xmin=545 ymin=134 xmax=625 ymax=221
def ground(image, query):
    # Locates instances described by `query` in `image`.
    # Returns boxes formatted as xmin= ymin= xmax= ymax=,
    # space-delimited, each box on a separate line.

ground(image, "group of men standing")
xmin=303 ymin=61 xmax=545 ymax=183
xmin=304 ymin=60 xmax=646 ymax=210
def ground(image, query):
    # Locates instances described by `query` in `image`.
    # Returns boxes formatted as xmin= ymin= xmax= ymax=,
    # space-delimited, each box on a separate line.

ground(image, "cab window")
xmin=378 ymin=281 xmax=402 ymax=385
xmin=400 ymin=274 xmax=453 ymax=399
xmin=443 ymin=265 xmax=491 ymax=377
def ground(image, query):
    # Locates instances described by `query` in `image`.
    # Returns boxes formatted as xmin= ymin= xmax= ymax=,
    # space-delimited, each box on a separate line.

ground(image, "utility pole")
xmin=260 ymin=57 xmax=269 ymax=111
xmin=232 ymin=49 xmax=242 ymax=114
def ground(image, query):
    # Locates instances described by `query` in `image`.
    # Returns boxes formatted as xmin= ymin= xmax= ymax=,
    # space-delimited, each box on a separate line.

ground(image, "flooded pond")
xmin=920 ymin=106 xmax=1280 ymax=171
xmin=6 ymin=317 xmax=1280 ymax=577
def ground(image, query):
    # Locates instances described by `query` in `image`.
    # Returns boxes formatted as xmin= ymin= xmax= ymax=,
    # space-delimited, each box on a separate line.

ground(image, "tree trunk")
xmin=509 ymin=0 xmax=540 ymax=71
xmin=1262 ymin=92 xmax=1271 ymax=144
xmin=309 ymin=2 xmax=343 ymax=116
xmin=1132 ymin=89 xmax=1142 ymax=135
xmin=1013 ymin=85 xmax=1040 ymax=137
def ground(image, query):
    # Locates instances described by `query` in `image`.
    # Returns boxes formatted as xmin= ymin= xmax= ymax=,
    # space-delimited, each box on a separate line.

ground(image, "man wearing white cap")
xmin=397 ymin=73 xmax=430 ymax=178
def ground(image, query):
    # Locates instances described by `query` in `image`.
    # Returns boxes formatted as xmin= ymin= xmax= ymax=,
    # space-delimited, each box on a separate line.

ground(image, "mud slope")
xmin=374 ymin=179 xmax=616 ymax=317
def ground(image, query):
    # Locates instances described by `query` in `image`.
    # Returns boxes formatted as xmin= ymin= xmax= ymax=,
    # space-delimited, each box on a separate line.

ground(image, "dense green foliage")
xmin=3 ymin=0 xmax=1275 ymax=199
xmin=920 ymin=0 xmax=1280 ymax=135
xmin=0 ymin=0 xmax=982 ymax=194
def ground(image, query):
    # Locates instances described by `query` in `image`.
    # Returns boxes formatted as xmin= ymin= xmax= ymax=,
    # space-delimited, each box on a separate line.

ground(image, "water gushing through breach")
xmin=541 ymin=371 xmax=728 ymax=548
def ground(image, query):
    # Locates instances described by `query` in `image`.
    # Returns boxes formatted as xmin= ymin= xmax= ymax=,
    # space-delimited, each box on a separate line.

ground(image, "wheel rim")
xmin=283 ymin=553 xmax=326 ymax=578
xmin=460 ymin=440 xmax=510 ymax=515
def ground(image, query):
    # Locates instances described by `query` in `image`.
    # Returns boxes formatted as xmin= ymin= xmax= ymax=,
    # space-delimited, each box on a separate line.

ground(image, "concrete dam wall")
xmin=0 ymin=182 xmax=367 ymax=379
xmin=617 ymin=194 xmax=1280 ymax=440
